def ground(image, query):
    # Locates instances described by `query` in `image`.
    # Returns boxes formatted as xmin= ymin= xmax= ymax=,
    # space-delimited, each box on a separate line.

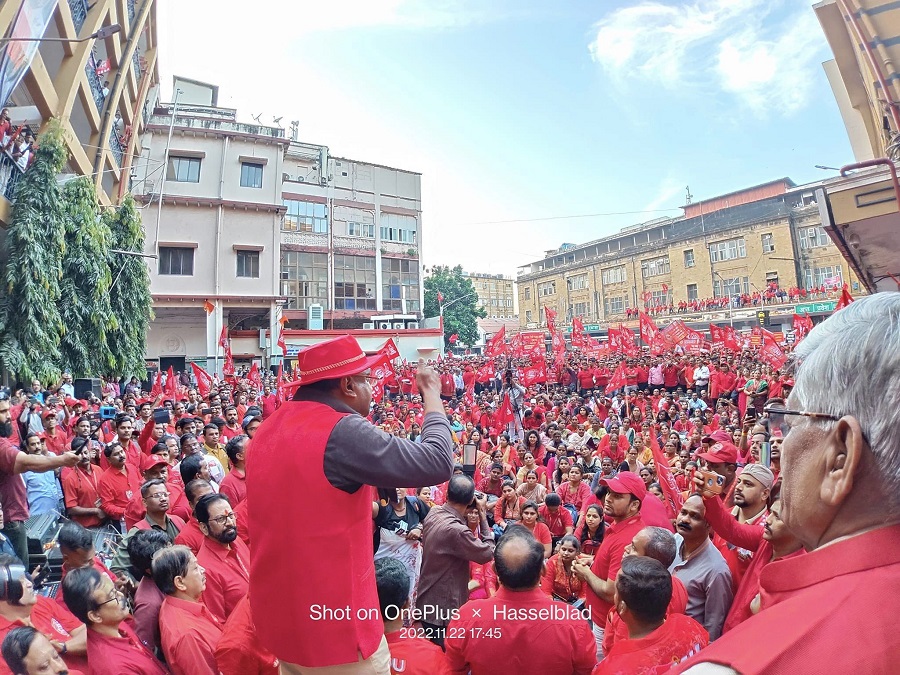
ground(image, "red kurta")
xmin=86 ymin=621 xmax=167 ymax=675
xmin=215 ymin=594 xmax=279 ymax=675
xmin=196 ymin=535 xmax=251 ymax=623
xmin=595 ymin=612 xmax=708 ymax=674
xmin=159 ymin=596 xmax=222 ymax=675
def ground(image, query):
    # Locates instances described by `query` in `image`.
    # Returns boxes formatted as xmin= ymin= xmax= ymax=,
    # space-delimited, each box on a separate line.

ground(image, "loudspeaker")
xmin=74 ymin=378 xmax=102 ymax=400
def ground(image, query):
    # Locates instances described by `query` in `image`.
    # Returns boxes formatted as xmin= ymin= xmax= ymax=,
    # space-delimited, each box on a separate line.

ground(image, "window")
xmin=650 ymin=290 xmax=669 ymax=306
xmin=283 ymin=200 xmax=328 ymax=233
xmin=525 ymin=310 xmax=533 ymax=323
xmin=538 ymin=281 xmax=556 ymax=297
xmin=572 ymin=302 xmax=589 ymax=318
xmin=683 ymin=249 xmax=695 ymax=268
xmin=382 ymin=257 xmax=420 ymax=312
xmin=765 ymin=271 xmax=779 ymax=286
xmin=709 ymin=237 xmax=747 ymax=262
xmin=686 ymin=284 xmax=698 ymax=302
xmin=235 ymin=250 xmax=260 ymax=278
xmin=604 ymin=296 xmax=627 ymax=316
xmin=524 ymin=287 xmax=531 ymax=300
xmin=240 ymin=162 xmax=263 ymax=188
xmin=641 ymin=256 xmax=671 ymax=278
xmin=347 ymin=221 xmax=374 ymax=238
xmin=567 ymin=274 xmax=588 ymax=291
xmin=167 ymin=156 xmax=200 ymax=183
xmin=380 ymin=213 xmax=417 ymax=244
xmin=713 ymin=276 xmax=750 ymax=298
xmin=805 ymin=265 xmax=843 ymax=289
xmin=334 ymin=255 xmax=376 ymax=310
xmin=761 ymin=233 xmax=775 ymax=253
xmin=602 ymin=266 xmax=627 ymax=285
xmin=799 ymin=226 xmax=829 ymax=249
xmin=158 ymin=247 xmax=194 ymax=276
xmin=280 ymin=251 xmax=328 ymax=309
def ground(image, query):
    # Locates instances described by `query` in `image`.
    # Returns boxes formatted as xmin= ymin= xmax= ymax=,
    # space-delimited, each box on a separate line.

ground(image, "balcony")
xmin=148 ymin=113 xmax=285 ymax=138
xmin=85 ymin=56 xmax=105 ymax=113
xmin=0 ymin=151 xmax=25 ymax=204
xmin=68 ymin=0 xmax=88 ymax=35
xmin=109 ymin=127 xmax=125 ymax=167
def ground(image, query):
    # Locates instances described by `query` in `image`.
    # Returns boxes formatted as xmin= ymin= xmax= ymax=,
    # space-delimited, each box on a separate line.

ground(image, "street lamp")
xmin=0 ymin=24 xmax=122 ymax=44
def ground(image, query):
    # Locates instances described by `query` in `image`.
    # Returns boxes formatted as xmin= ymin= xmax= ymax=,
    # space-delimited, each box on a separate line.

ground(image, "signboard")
xmin=286 ymin=344 xmax=303 ymax=356
xmin=563 ymin=323 xmax=600 ymax=334
xmin=794 ymin=301 xmax=836 ymax=314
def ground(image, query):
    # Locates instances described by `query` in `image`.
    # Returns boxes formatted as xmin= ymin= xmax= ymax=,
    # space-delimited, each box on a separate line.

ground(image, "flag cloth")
xmin=190 ymin=363 xmax=213 ymax=397
xmin=649 ymin=431 xmax=684 ymax=520
xmin=836 ymin=284 xmax=855 ymax=310
xmin=149 ymin=371 xmax=162 ymax=398
xmin=204 ymin=300 xmax=215 ymax=315
xmin=164 ymin=366 xmax=178 ymax=399
xmin=544 ymin=305 xmax=557 ymax=332
xmin=219 ymin=325 xmax=234 ymax=376
xmin=520 ymin=361 xmax=547 ymax=386
xmin=758 ymin=333 xmax=788 ymax=370
xmin=639 ymin=311 xmax=658 ymax=346
xmin=485 ymin=325 xmax=507 ymax=357
xmin=792 ymin=313 xmax=814 ymax=341
xmin=606 ymin=362 xmax=627 ymax=394
xmin=275 ymin=362 xmax=285 ymax=407
xmin=380 ymin=338 xmax=400 ymax=361
xmin=449 ymin=334 xmax=459 ymax=344
xmin=709 ymin=324 xmax=741 ymax=351
xmin=571 ymin=317 xmax=587 ymax=348
xmin=248 ymin=363 xmax=263 ymax=389
xmin=495 ymin=393 xmax=515 ymax=428
xmin=277 ymin=326 xmax=287 ymax=355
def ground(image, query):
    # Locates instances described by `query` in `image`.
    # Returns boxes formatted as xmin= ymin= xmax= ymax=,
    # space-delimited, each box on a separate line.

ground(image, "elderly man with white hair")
xmin=676 ymin=293 xmax=900 ymax=674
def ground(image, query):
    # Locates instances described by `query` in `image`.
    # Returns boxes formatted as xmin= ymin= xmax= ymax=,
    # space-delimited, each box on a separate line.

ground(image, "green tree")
xmin=106 ymin=195 xmax=152 ymax=377
xmin=0 ymin=120 xmax=68 ymax=383
xmin=59 ymin=176 xmax=116 ymax=376
xmin=423 ymin=265 xmax=486 ymax=347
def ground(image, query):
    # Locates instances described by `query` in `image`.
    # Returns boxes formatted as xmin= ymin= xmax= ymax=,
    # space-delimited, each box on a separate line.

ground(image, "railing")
xmin=85 ymin=56 xmax=105 ymax=113
xmin=148 ymin=114 xmax=286 ymax=138
xmin=109 ymin=127 xmax=125 ymax=167
xmin=67 ymin=0 xmax=88 ymax=35
xmin=0 ymin=150 xmax=26 ymax=204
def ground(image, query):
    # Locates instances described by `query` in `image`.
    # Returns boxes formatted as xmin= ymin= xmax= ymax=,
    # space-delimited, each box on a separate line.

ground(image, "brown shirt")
xmin=416 ymin=504 xmax=495 ymax=626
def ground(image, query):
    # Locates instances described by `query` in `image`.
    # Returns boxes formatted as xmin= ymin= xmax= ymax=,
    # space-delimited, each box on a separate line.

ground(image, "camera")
xmin=98 ymin=406 xmax=117 ymax=421
xmin=697 ymin=470 xmax=725 ymax=495
xmin=152 ymin=407 xmax=170 ymax=425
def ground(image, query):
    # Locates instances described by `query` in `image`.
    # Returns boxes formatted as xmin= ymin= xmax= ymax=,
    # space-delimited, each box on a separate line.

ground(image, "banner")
xmin=519 ymin=331 xmax=546 ymax=358
xmin=0 ymin=0 xmax=59 ymax=110
xmin=520 ymin=361 xmax=547 ymax=386
xmin=709 ymin=324 xmax=741 ymax=351
xmin=544 ymin=305 xmax=557 ymax=333
xmin=639 ymin=311 xmax=658 ymax=346
xmin=649 ymin=432 xmax=684 ymax=520
xmin=190 ymin=362 xmax=213 ymax=397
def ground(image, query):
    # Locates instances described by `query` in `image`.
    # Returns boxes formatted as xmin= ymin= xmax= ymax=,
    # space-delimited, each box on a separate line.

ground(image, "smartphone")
xmin=152 ymin=408 xmax=170 ymax=425
xmin=201 ymin=408 xmax=213 ymax=416
xmin=697 ymin=470 xmax=725 ymax=495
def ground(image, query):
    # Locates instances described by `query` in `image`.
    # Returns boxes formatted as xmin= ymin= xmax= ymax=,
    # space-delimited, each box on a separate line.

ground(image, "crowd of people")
xmin=0 ymin=293 xmax=895 ymax=674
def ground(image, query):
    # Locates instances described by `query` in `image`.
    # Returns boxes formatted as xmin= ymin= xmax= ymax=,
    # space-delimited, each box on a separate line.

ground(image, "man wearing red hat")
xmin=696 ymin=441 xmax=740 ymax=507
xmin=248 ymin=335 xmax=454 ymax=674
xmin=573 ymin=471 xmax=648 ymax=660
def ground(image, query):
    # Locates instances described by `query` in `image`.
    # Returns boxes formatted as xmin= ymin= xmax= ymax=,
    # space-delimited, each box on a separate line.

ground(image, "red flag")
xmin=544 ymin=305 xmax=557 ymax=332
xmin=649 ymin=432 xmax=683 ymax=520
xmin=836 ymin=283 xmax=855 ymax=310
xmin=149 ymin=370 xmax=162 ymax=398
xmin=709 ymin=324 xmax=741 ymax=351
xmin=437 ymin=291 xmax=444 ymax=304
xmin=485 ymin=325 xmax=507 ymax=357
xmin=605 ymin=362 xmax=627 ymax=394
xmin=275 ymin=362 xmax=285 ymax=407
xmin=550 ymin=329 xmax=566 ymax=362
xmin=380 ymin=338 xmax=400 ymax=361
xmin=571 ymin=317 xmax=587 ymax=348
xmin=759 ymin=339 xmax=788 ymax=370
xmin=661 ymin=283 xmax=669 ymax=293
xmin=190 ymin=362 xmax=213 ymax=397
xmin=277 ymin=326 xmax=287 ymax=355
xmin=204 ymin=300 xmax=215 ymax=315
xmin=247 ymin=363 xmax=263 ymax=389
xmin=520 ymin=361 xmax=547 ymax=386
xmin=164 ymin=366 xmax=178 ymax=399
xmin=792 ymin=313 xmax=814 ymax=341
xmin=639 ymin=311 xmax=658 ymax=345
xmin=219 ymin=325 xmax=234 ymax=376
xmin=495 ymin=393 xmax=515 ymax=428
xmin=448 ymin=334 xmax=459 ymax=344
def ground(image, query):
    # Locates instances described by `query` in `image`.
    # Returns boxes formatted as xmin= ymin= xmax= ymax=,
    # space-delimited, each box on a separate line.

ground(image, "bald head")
xmin=494 ymin=528 xmax=544 ymax=590
xmin=628 ymin=526 xmax=677 ymax=568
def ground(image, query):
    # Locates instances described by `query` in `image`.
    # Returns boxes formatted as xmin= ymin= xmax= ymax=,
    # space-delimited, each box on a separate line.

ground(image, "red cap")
xmin=601 ymin=471 xmax=647 ymax=500
xmin=701 ymin=430 xmax=731 ymax=445
xmin=284 ymin=335 xmax=384 ymax=391
xmin=42 ymin=408 xmax=56 ymax=419
xmin=64 ymin=397 xmax=79 ymax=408
xmin=697 ymin=441 xmax=739 ymax=464
xmin=140 ymin=455 xmax=168 ymax=473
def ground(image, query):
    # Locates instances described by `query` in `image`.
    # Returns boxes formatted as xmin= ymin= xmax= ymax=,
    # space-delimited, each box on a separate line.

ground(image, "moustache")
xmin=677 ymin=521 xmax=692 ymax=531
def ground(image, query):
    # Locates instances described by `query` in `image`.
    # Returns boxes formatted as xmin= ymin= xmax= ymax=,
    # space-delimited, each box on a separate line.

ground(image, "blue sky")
xmin=158 ymin=0 xmax=853 ymax=276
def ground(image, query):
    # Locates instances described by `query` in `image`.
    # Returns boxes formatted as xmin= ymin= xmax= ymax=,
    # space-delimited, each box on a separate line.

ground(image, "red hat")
xmin=701 ymin=430 xmax=731 ymax=445
xmin=64 ymin=397 xmax=79 ymax=408
xmin=141 ymin=455 xmax=168 ymax=473
xmin=601 ymin=471 xmax=647 ymax=500
xmin=41 ymin=408 xmax=56 ymax=419
xmin=697 ymin=441 xmax=739 ymax=464
xmin=286 ymin=335 xmax=385 ymax=390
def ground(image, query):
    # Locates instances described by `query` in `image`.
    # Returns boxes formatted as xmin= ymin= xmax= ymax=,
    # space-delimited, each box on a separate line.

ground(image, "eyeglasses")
xmin=762 ymin=405 xmax=841 ymax=437
xmin=360 ymin=376 xmax=379 ymax=386
xmin=208 ymin=512 xmax=237 ymax=526
xmin=95 ymin=589 xmax=122 ymax=609
xmin=146 ymin=492 xmax=169 ymax=500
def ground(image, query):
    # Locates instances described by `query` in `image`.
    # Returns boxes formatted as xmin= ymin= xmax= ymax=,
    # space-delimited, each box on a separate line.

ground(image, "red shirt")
xmin=196 ymin=535 xmax=251 ymax=623
xmin=62 ymin=464 xmax=103 ymax=528
xmin=603 ymin=574 xmax=688 ymax=655
xmin=261 ymin=394 xmax=277 ymax=419
xmin=585 ymin=515 xmax=646 ymax=625
xmin=538 ymin=504 xmax=574 ymax=537
xmin=159 ymin=596 xmax=223 ymax=675
xmin=0 ymin=596 xmax=89 ymax=675
xmin=0 ymin=439 xmax=28 ymax=522
xmin=445 ymin=587 xmax=596 ymax=674
xmin=595 ymin=612 xmax=709 ymax=674
xmin=174 ymin=517 xmax=205 ymax=554
xmin=42 ymin=428 xmax=69 ymax=456
xmin=676 ymin=523 xmax=900 ymax=674
xmin=219 ymin=467 xmax=247 ymax=506
xmin=220 ymin=424 xmax=243 ymax=442
xmin=98 ymin=464 xmax=142 ymax=521
xmin=86 ymin=622 xmax=167 ymax=675
xmin=215 ymin=595 xmax=279 ymax=675
xmin=385 ymin=630 xmax=449 ymax=675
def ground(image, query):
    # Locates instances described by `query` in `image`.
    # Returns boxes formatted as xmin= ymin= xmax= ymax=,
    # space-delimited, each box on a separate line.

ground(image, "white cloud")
xmin=589 ymin=0 xmax=828 ymax=115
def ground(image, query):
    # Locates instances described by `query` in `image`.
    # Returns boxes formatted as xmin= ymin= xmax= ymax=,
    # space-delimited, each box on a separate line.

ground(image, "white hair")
xmin=790 ymin=293 xmax=900 ymax=511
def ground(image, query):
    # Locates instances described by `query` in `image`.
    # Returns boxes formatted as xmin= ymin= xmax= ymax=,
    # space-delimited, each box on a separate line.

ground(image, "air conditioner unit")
xmin=392 ymin=323 xmax=405 ymax=330
xmin=378 ymin=322 xmax=391 ymax=330
xmin=308 ymin=304 xmax=324 ymax=330
xmin=407 ymin=322 xmax=419 ymax=329
xmin=362 ymin=322 xmax=375 ymax=329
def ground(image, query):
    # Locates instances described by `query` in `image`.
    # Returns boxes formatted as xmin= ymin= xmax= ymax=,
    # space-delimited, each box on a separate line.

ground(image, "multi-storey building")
xmin=517 ymin=178 xmax=863 ymax=331
xmin=0 ymin=0 xmax=158 ymax=224
xmin=463 ymin=272 xmax=516 ymax=319
xmin=133 ymin=77 xmax=429 ymax=372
